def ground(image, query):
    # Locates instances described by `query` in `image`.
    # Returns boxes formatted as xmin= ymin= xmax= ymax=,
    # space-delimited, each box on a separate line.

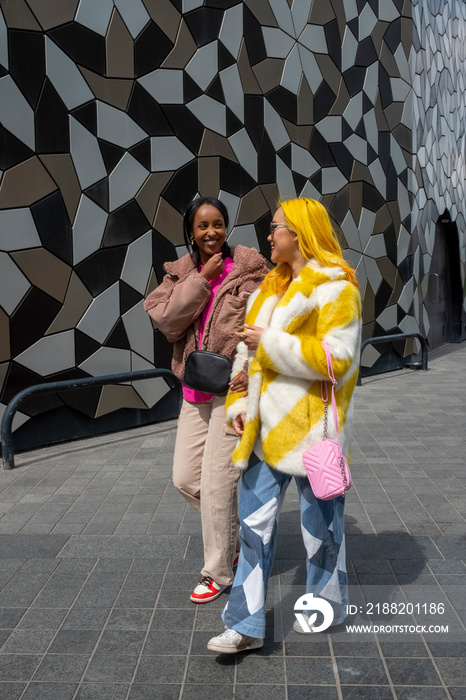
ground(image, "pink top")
xmin=183 ymin=257 xmax=235 ymax=402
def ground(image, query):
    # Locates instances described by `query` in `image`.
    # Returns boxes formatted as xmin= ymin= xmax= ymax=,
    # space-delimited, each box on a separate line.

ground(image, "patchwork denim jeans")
xmin=222 ymin=459 xmax=348 ymax=638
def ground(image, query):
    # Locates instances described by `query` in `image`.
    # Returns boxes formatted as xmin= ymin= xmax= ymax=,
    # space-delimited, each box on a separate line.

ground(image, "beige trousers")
xmin=173 ymin=396 xmax=240 ymax=585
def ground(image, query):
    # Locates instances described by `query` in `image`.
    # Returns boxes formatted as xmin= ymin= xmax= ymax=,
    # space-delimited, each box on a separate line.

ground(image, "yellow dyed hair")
xmin=262 ymin=198 xmax=359 ymax=293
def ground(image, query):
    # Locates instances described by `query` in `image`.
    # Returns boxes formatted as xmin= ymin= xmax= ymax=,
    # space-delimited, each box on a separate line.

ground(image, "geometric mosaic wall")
xmin=0 ymin=0 xmax=464 ymax=449
xmin=410 ymin=0 xmax=466 ymax=342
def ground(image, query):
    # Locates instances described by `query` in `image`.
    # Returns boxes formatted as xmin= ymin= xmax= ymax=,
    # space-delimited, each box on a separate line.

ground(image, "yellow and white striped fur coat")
xmin=225 ymin=259 xmax=362 ymax=476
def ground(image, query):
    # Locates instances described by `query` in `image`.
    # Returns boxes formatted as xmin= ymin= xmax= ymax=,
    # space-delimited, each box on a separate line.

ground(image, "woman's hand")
xmin=235 ymin=324 xmax=264 ymax=352
xmin=233 ymin=413 xmax=246 ymax=436
xmin=199 ymin=252 xmax=224 ymax=281
xmin=229 ymin=372 xmax=248 ymax=394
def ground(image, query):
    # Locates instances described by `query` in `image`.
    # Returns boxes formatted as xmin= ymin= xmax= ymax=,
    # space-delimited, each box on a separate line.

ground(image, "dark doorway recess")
xmin=424 ymin=211 xmax=465 ymax=348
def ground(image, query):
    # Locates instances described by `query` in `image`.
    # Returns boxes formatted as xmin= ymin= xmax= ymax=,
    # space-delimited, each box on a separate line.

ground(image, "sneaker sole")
xmin=293 ymin=620 xmax=317 ymax=634
xmin=207 ymin=637 xmax=264 ymax=654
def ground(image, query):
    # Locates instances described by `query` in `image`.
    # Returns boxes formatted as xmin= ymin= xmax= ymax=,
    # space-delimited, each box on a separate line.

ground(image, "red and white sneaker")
xmin=190 ymin=576 xmax=226 ymax=604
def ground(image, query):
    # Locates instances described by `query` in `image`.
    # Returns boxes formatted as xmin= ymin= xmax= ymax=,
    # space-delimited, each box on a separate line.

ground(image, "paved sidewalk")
xmin=0 ymin=343 xmax=465 ymax=700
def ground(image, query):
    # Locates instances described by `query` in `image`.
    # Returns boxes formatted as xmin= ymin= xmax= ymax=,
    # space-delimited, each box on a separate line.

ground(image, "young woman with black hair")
xmin=144 ymin=196 xmax=268 ymax=603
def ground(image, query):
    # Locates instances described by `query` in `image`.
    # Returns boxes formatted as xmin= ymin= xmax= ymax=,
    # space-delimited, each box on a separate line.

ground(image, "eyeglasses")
xmin=269 ymin=223 xmax=288 ymax=236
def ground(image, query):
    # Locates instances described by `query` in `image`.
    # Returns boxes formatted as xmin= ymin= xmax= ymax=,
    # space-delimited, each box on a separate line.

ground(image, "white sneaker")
xmin=293 ymin=617 xmax=318 ymax=634
xmin=207 ymin=627 xmax=264 ymax=654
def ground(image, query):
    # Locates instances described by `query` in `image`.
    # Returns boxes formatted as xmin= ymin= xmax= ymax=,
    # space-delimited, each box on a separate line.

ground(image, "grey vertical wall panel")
xmin=0 ymin=209 xmax=41 ymax=251
xmin=0 ymin=76 xmax=35 ymax=149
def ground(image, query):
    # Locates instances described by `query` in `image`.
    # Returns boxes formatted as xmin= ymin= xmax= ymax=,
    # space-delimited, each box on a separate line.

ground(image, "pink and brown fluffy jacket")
xmin=143 ymin=245 xmax=268 ymax=381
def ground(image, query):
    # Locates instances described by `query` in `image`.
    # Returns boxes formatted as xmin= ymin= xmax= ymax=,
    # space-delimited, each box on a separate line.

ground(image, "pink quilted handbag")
xmin=302 ymin=342 xmax=352 ymax=500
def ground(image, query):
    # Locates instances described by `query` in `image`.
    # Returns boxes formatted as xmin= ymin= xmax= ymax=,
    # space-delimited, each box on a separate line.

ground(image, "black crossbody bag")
xmin=184 ymin=349 xmax=232 ymax=395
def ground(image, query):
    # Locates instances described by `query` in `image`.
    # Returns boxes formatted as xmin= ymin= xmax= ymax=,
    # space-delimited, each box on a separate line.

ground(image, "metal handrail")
xmin=1 ymin=369 xmax=182 ymax=470
xmin=357 ymin=333 xmax=428 ymax=386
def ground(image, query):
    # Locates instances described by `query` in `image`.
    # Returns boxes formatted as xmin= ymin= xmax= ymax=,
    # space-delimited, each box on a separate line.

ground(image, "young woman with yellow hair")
xmin=208 ymin=198 xmax=362 ymax=653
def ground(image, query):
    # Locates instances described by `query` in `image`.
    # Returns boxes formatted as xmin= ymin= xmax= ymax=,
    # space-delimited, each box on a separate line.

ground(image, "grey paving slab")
xmin=21 ymin=683 xmax=77 ymax=700
xmin=33 ymin=653 xmax=90 ymax=682
xmin=395 ymin=690 xmax=449 ymax=700
xmin=0 ymin=347 xmax=464 ymax=697
xmin=0 ymin=535 xmax=69 ymax=557
xmin=340 ymin=689 xmax=392 ymax=700
xmin=75 ymin=685 xmax=129 ymax=700
xmin=56 ymin=534 xmax=189 ymax=558
xmin=128 ymin=685 xmax=181 ymax=699
xmin=16 ymin=608 xmax=67 ymax=629
xmin=0 ymin=628 xmax=55 ymax=653
xmin=135 ymin=654 xmax=187 ymax=684
xmin=0 ymin=653 xmax=42 ymax=681
xmin=0 ymin=608 xmax=26 ymax=628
